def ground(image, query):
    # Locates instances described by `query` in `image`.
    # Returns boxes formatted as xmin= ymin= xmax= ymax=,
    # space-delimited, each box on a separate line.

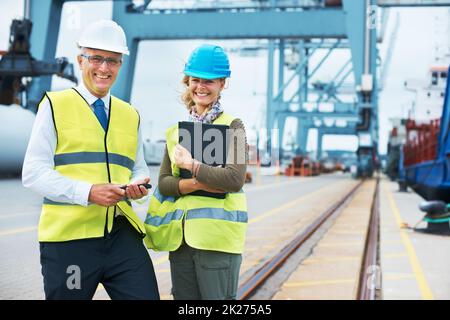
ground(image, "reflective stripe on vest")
xmin=53 ymin=152 xmax=134 ymax=170
xmin=145 ymin=113 xmax=248 ymax=254
xmin=38 ymin=88 xmax=146 ymax=242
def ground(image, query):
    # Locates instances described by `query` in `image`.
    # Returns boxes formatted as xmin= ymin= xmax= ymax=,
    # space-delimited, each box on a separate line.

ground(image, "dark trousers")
xmin=40 ymin=215 xmax=160 ymax=300
xmin=169 ymin=242 xmax=242 ymax=300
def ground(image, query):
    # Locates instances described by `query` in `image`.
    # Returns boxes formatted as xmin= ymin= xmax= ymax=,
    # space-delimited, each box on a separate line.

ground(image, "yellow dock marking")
xmin=249 ymin=225 xmax=286 ymax=230
xmin=319 ymin=241 xmax=363 ymax=247
xmin=0 ymin=212 xmax=37 ymax=219
xmin=0 ymin=226 xmax=37 ymax=237
xmin=245 ymin=244 xmax=278 ymax=252
xmin=245 ymin=235 xmax=282 ymax=240
xmin=248 ymin=181 xmax=352 ymax=224
xmin=244 ymin=177 xmax=304 ymax=193
xmin=329 ymin=230 xmax=366 ymax=235
xmin=384 ymin=252 xmax=408 ymax=259
xmin=1 ymin=178 xmax=346 ymax=238
xmin=303 ymin=256 xmax=360 ymax=264
xmin=385 ymin=186 xmax=434 ymax=300
xmin=241 ymin=259 xmax=261 ymax=268
xmin=284 ymin=278 xmax=355 ymax=287
xmin=384 ymin=273 xmax=415 ymax=280
xmin=133 ymin=178 xmax=307 ymax=218
xmin=381 ymin=239 xmax=403 ymax=244
xmin=283 ymin=273 xmax=415 ymax=289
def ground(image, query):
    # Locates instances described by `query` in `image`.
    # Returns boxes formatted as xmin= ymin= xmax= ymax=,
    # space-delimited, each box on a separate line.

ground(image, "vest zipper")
xmin=71 ymin=88 xmax=113 ymax=238
xmin=104 ymin=207 xmax=111 ymax=239
xmin=103 ymin=96 xmax=113 ymax=237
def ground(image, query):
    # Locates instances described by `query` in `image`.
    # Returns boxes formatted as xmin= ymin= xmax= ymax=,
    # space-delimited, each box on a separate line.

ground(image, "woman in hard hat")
xmin=145 ymin=44 xmax=248 ymax=300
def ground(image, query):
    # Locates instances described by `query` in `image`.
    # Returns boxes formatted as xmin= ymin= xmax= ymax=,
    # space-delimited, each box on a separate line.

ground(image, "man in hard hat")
xmin=22 ymin=20 xmax=159 ymax=300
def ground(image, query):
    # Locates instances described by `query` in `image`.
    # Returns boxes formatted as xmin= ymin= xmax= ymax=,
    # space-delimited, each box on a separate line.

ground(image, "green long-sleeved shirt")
xmin=158 ymin=118 xmax=248 ymax=197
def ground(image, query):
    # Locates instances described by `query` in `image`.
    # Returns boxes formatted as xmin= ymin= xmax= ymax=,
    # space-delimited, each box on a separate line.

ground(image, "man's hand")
xmin=88 ymin=183 xmax=126 ymax=207
xmin=124 ymin=177 xmax=150 ymax=200
xmin=174 ymin=144 xmax=193 ymax=170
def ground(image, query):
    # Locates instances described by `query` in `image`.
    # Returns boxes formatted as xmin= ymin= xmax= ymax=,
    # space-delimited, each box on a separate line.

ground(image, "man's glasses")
xmin=81 ymin=54 xmax=122 ymax=67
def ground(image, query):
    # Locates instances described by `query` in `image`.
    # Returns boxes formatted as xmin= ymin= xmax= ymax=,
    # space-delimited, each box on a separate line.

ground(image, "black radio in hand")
xmin=120 ymin=183 xmax=152 ymax=190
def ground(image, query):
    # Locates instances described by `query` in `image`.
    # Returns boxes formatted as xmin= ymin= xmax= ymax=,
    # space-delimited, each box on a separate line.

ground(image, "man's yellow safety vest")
xmin=144 ymin=113 xmax=248 ymax=254
xmin=38 ymin=88 xmax=147 ymax=242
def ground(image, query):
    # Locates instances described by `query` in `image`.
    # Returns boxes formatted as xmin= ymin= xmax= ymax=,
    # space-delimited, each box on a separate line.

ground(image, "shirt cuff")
xmin=74 ymin=181 xmax=93 ymax=207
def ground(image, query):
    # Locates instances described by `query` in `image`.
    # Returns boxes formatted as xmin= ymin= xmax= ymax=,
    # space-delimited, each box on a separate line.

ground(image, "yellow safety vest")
xmin=38 ymin=88 xmax=147 ymax=242
xmin=145 ymin=113 xmax=248 ymax=254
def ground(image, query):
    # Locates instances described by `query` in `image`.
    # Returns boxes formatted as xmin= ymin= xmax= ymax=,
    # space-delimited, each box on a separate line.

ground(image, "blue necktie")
xmin=93 ymin=98 xmax=108 ymax=131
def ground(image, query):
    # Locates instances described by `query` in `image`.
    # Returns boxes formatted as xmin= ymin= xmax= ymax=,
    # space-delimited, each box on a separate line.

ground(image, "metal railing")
xmin=133 ymin=0 xmax=330 ymax=14
xmin=403 ymin=119 xmax=440 ymax=166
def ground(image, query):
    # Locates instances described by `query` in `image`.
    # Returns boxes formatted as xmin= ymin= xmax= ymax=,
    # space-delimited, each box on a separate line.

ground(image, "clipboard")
xmin=178 ymin=121 xmax=230 ymax=199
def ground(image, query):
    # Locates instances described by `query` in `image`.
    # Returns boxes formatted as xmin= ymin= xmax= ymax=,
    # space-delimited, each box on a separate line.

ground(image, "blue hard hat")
xmin=184 ymin=44 xmax=231 ymax=79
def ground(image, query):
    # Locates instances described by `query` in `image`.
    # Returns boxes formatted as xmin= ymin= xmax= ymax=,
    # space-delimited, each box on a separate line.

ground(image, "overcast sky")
xmin=1 ymin=1 xmax=448 ymax=155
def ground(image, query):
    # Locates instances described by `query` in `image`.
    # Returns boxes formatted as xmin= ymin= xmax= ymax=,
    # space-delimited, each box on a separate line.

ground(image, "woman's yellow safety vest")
xmin=38 ymin=88 xmax=147 ymax=242
xmin=145 ymin=113 xmax=248 ymax=254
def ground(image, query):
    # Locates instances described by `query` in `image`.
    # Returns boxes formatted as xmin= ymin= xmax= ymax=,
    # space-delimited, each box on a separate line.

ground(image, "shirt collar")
xmin=75 ymin=80 xmax=110 ymax=109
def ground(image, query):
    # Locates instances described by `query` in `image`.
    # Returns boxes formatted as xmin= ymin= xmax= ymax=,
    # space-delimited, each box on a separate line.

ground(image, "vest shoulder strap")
xmin=111 ymin=95 xmax=140 ymax=124
xmin=46 ymin=89 xmax=78 ymax=106
xmin=111 ymin=95 xmax=134 ymax=111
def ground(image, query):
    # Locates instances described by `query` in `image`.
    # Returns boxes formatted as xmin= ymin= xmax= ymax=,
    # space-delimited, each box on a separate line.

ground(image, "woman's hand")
xmin=174 ymin=144 xmax=193 ymax=170
xmin=178 ymin=179 xmax=225 ymax=195
xmin=196 ymin=180 xmax=225 ymax=193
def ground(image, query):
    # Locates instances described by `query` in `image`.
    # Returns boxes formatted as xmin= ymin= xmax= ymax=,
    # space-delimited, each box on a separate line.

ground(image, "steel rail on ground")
xmin=357 ymin=177 xmax=380 ymax=300
xmin=237 ymin=179 xmax=365 ymax=300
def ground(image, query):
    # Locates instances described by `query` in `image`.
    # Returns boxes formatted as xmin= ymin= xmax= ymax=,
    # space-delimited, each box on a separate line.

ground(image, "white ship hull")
xmin=0 ymin=105 xmax=34 ymax=174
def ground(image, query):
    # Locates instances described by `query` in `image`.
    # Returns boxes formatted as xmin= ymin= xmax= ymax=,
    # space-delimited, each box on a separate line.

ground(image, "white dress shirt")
xmin=22 ymin=82 xmax=149 ymax=207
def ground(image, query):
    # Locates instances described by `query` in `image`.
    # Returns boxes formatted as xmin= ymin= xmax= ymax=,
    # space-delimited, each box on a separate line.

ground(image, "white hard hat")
xmin=77 ymin=20 xmax=129 ymax=55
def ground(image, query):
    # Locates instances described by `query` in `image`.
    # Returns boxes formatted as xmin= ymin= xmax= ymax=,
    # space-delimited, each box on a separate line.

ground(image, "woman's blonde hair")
xmin=180 ymin=75 xmax=226 ymax=110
